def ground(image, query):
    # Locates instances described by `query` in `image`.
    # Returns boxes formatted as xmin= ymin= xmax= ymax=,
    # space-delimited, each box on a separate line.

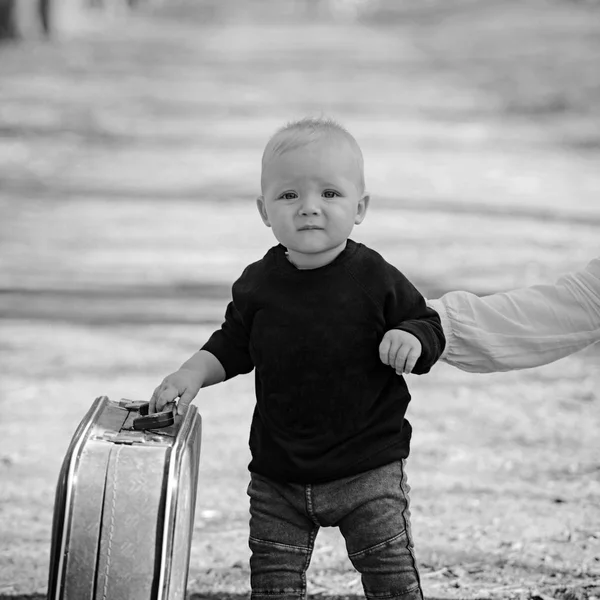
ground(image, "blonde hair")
xmin=261 ymin=117 xmax=365 ymax=193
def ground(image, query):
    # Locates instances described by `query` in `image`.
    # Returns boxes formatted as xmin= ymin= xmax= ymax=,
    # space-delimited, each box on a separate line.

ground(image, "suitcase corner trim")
xmin=156 ymin=406 xmax=201 ymax=599
xmin=48 ymin=395 xmax=110 ymax=600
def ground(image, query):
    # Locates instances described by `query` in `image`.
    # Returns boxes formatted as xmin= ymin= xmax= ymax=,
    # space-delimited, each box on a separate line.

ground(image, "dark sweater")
xmin=202 ymin=239 xmax=445 ymax=483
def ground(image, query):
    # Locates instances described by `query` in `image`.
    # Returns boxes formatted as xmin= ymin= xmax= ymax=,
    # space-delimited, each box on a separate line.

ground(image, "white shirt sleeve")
xmin=428 ymin=257 xmax=600 ymax=373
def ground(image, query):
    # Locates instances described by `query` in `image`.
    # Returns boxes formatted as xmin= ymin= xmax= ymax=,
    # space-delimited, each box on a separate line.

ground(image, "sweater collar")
xmin=275 ymin=239 xmax=360 ymax=273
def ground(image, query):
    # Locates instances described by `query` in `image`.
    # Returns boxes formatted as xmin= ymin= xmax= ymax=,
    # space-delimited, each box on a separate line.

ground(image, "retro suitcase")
xmin=48 ymin=395 xmax=202 ymax=600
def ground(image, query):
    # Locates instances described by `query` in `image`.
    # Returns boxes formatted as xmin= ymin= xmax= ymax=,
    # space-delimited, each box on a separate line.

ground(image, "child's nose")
xmin=298 ymin=195 xmax=321 ymax=216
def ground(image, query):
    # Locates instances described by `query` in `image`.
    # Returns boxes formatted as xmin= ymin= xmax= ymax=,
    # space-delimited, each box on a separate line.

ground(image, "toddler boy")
xmin=151 ymin=117 xmax=445 ymax=600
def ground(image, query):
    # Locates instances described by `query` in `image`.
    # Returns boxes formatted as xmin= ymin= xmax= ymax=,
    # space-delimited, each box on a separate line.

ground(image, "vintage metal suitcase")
xmin=48 ymin=395 xmax=202 ymax=600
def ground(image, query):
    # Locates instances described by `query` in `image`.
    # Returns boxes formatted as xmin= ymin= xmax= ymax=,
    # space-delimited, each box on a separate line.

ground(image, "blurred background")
xmin=1 ymin=0 xmax=599 ymax=598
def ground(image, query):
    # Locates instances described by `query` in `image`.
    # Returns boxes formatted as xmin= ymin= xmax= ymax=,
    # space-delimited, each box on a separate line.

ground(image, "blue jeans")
xmin=247 ymin=460 xmax=422 ymax=600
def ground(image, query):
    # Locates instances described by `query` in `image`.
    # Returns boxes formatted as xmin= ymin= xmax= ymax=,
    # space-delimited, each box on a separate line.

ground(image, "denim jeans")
xmin=247 ymin=460 xmax=422 ymax=600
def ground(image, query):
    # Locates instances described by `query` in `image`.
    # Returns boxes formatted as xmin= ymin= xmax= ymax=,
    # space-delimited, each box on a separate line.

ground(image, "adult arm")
xmin=428 ymin=257 xmax=600 ymax=373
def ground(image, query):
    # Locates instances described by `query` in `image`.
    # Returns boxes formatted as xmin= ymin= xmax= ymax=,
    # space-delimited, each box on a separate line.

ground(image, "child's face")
xmin=257 ymin=138 xmax=369 ymax=269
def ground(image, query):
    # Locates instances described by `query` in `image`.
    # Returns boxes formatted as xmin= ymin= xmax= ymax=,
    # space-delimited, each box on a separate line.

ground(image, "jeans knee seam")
xmin=249 ymin=535 xmax=311 ymax=554
xmin=347 ymin=529 xmax=407 ymax=559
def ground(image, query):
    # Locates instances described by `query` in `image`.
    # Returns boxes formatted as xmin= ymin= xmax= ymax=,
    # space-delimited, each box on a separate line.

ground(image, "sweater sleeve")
xmin=427 ymin=257 xmax=600 ymax=373
xmin=382 ymin=267 xmax=446 ymax=374
xmin=201 ymin=278 xmax=255 ymax=380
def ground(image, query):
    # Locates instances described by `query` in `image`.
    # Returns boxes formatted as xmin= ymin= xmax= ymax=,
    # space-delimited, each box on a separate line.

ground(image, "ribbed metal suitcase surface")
xmin=48 ymin=396 xmax=202 ymax=600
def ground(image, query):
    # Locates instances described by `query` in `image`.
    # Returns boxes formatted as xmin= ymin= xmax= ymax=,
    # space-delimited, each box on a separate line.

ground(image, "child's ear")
xmin=256 ymin=196 xmax=271 ymax=227
xmin=354 ymin=194 xmax=370 ymax=225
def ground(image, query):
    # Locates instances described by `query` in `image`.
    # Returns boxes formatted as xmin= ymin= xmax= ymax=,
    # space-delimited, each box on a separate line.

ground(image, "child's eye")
xmin=322 ymin=190 xmax=340 ymax=199
xmin=278 ymin=192 xmax=297 ymax=200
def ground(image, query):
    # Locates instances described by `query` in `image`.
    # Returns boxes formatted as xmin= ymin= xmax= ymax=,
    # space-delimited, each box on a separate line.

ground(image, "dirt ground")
xmin=1 ymin=1 xmax=599 ymax=598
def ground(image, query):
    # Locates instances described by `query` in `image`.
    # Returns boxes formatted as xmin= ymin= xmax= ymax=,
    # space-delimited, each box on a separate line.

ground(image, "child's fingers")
xmin=403 ymin=347 xmax=420 ymax=374
xmin=392 ymin=343 xmax=421 ymax=375
xmin=386 ymin=343 xmax=401 ymax=372
xmin=393 ymin=346 xmax=408 ymax=375
xmin=149 ymin=385 xmax=163 ymax=413
xmin=378 ymin=335 xmax=393 ymax=365
xmin=155 ymin=384 xmax=180 ymax=412
xmin=177 ymin=388 xmax=195 ymax=416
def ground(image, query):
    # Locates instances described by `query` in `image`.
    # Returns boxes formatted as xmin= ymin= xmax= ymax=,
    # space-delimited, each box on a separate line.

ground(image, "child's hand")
xmin=379 ymin=330 xmax=422 ymax=375
xmin=149 ymin=369 xmax=203 ymax=415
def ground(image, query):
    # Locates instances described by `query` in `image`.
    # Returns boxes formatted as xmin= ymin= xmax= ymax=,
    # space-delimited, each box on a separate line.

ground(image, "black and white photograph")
xmin=1 ymin=1 xmax=599 ymax=599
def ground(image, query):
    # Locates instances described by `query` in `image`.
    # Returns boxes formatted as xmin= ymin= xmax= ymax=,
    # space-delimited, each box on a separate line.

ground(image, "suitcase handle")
xmin=121 ymin=400 xmax=176 ymax=430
